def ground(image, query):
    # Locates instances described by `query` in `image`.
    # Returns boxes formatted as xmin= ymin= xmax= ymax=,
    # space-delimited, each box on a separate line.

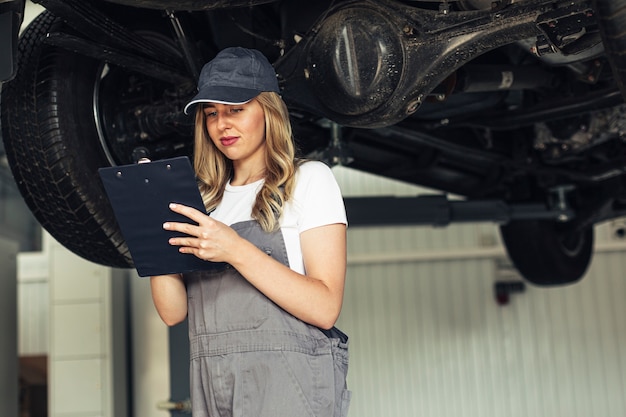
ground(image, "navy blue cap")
xmin=184 ymin=47 xmax=280 ymax=114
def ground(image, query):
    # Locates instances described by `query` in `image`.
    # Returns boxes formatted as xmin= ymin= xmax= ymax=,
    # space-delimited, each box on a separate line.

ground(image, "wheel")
xmin=1 ymin=12 xmax=130 ymax=267
xmin=499 ymin=220 xmax=594 ymax=286
xmin=1 ymin=11 xmax=192 ymax=268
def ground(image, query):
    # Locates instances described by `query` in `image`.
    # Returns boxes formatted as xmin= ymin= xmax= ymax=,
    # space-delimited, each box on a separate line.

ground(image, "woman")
xmin=150 ymin=47 xmax=351 ymax=417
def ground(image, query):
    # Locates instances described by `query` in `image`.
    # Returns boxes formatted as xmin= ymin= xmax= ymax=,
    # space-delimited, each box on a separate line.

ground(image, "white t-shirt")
xmin=210 ymin=161 xmax=347 ymax=274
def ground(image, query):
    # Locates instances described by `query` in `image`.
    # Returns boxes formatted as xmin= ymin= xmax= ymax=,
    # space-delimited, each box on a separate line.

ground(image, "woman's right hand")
xmin=163 ymin=203 xmax=245 ymax=264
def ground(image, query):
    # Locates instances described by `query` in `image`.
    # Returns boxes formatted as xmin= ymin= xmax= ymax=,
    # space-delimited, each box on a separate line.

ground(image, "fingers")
xmin=163 ymin=220 xmax=198 ymax=237
xmin=161 ymin=203 xmax=228 ymax=262
xmin=167 ymin=232 xmax=213 ymax=261
xmin=167 ymin=236 xmax=199 ymax=248
xmin=168 ymin=202 xmax=208 ymax=224
xmin=162 ymin=203 xmax=213 ymax=235
xmin=162 ymin=203 xmax=212 ymax=254
xmin=166 ymin=233 xmax=209 ymax=261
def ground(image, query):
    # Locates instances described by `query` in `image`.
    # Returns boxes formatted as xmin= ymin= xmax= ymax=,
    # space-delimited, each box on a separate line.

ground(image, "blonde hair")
xmin=193 ymin=91 xmax=298 ymax=232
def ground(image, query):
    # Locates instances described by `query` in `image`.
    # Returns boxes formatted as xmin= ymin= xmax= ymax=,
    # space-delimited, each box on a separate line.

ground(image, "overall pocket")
xmin=212 ymin=266 xmax=269 ymax=332
xmin=186 ymin=267 xmax=269 ymax=334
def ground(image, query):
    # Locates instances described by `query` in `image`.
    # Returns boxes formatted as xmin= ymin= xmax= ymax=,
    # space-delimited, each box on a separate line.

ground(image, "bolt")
xmin=406 ymin=99 xmax=421 ymax=114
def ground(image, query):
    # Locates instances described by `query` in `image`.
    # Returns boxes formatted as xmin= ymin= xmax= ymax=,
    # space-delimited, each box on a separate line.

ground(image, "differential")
xmin=306 ymin=5 xmax=405 ymax=120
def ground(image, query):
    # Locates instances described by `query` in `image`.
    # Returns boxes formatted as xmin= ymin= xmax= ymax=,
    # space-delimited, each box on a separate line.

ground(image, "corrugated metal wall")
xmin=332 ymin=165 xmax=626 ymax=417
xmin=338 ymin=250 xmax=626 ymax=417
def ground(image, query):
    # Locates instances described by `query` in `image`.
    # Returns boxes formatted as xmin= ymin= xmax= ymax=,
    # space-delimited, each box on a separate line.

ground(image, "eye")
xmin=204 ymin=110 xmax=217 ymax=118
xmin=230 ymin=107 xmax=243 ymax=114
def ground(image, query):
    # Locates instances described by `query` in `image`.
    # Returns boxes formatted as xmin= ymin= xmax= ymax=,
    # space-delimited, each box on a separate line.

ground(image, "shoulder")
xmin=291 ymin=160 xmax=343 ymax=203
xmin=284 ymin=160 xmax=346 ymax=231
xmin=295 ymin=160 xmax=335 ymax=181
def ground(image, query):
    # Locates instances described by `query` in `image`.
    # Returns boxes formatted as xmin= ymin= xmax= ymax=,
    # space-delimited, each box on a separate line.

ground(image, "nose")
xmin=215 ymin=112 xmax=230 ymax=130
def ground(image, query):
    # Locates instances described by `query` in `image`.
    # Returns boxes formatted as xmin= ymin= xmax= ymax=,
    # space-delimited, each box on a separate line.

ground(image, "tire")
xmin=2 ymin=10 xmax=194 ymax=268
xmin=595 ymin=0 xmax=626 ymax=97
xmin=499 ymin=220 xmax=594 ymax=286
xmin=1 ymin=12 xmax=133 ymax=268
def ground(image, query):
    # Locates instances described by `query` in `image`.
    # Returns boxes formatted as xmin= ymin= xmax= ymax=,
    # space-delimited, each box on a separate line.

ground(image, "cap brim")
xmin=183 ymin=86 xmax=260 ymax=114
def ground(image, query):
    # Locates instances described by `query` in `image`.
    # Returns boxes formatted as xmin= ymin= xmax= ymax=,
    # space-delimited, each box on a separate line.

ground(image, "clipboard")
xmin=98 ymin=156 xmax=210 ymax=277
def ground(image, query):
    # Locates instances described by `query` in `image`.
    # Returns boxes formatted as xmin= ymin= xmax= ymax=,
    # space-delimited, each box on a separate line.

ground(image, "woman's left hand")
xmin=163 ymin=203 xmax=241 ymax=263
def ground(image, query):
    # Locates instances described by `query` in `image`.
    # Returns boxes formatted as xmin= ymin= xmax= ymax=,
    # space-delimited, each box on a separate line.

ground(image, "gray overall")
xmin=185 ymin=220 xmax=351 ymax=417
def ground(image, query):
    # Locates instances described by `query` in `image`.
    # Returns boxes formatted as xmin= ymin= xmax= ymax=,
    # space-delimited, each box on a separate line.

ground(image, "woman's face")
xmin=203 ymin=99 xmax=266 ymax=166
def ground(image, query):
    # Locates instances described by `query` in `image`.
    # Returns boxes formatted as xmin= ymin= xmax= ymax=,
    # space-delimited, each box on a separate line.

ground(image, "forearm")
xmin=150 ymin=273 xmax=188 ymax=326
xmin=229 ymin=234 xmax=346 ymax=329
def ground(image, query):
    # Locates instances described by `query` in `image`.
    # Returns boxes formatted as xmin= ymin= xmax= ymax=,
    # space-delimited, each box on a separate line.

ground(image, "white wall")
xmin=23 ymin=0 xmax=44 ymax=26
xmin=48 ymin=245 xmax=112 ymax=416
xmin=332 ymin=166 xmax=626 ymax=417
xmin=337 ymin=242 xmax=626 ymax=417
xmin=17 ymin=234 xmax=170 ymax=417
xmin=129 ymin=271 xmax=171 ymax=417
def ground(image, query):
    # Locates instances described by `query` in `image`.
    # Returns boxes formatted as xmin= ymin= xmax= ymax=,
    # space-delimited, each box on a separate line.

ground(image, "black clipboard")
xmin=98 ymin=156 xmax=210 ymax=277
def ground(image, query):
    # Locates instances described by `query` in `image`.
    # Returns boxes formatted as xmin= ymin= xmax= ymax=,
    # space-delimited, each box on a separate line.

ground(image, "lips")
xmin=220 ymin=136 xmax=238 ymax=146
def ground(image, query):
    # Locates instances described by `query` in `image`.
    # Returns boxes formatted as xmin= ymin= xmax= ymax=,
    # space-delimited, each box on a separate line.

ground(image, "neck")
xmin=231 ymin=166 xmax=266 ymax=186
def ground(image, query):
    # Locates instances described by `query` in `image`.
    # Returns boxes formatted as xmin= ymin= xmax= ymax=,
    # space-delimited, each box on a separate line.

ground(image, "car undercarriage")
xmin=2 ymin=0 xmax=626 ymax=285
